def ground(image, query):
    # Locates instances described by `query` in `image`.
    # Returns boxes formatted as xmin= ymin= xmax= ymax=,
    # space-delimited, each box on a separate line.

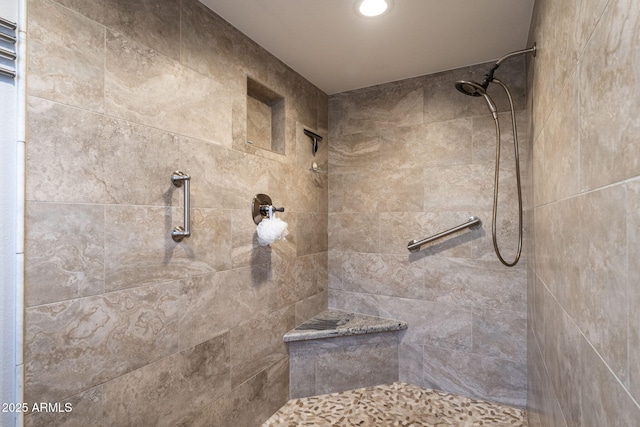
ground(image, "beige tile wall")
xmin=327 ymin=60 xmax=529 ymax=407
xmin=526 ymin=0 xmax=640 ymax=425
xmin=23 ymin=0 xmax=328 ymax=425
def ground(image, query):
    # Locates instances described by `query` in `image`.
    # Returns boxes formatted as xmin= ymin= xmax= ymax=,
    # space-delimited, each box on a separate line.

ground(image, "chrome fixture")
xmin=304 ymin=129 xmax=323 ymax=155
xmin=0 ymin=17 xmax=17 ymax=79
xmin=252 ymin=193 xmax=285 ymax=225
xmin=171 ymin=171 xmax=191 ymax=242
xmin=407 ymin=216 xmax=482 ymax=253
xmin=454 ymin=44 xmax=536 ymax=267
xmin=455 ymin=44 xmax=536 ymax=100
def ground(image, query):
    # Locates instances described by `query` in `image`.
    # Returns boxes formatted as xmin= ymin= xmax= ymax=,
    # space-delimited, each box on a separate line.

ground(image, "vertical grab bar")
xmin=171 ymin=171 xmax=191 ymax=242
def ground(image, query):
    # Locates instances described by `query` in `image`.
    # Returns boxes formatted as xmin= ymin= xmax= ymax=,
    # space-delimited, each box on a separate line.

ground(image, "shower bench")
xmin=283 ymin=309 xmax=408 ymax=399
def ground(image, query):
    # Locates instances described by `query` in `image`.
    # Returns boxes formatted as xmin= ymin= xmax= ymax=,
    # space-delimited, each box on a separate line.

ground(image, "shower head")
xmin=455 ymin=80 xmax=486 ymax=97
xmin=454 ymin=43 xmax=537 ymax=119
xmin=455 ymin=80 xmax=498 ymax=119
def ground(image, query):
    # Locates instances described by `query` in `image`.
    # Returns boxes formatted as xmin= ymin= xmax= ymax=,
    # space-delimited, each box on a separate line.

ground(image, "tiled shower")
xmin=327 ymin=61 xmax=528 ymax=407
xmin=24 ymin=0 xmax=328 ymax=425
xmin=13 ymin=0 xmax=640 ymax=426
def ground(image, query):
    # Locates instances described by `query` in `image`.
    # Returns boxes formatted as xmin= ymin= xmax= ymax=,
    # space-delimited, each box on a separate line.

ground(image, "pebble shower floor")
xmin=262 ymin=381 xmax=527 ymax=426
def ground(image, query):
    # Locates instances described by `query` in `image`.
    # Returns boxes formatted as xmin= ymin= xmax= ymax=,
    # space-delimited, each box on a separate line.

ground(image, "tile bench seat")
xmin=284 ymin=309 xmax=408 ymax=398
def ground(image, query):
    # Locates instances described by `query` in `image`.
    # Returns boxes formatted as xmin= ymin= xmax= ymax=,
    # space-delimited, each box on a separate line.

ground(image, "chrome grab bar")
xmin=407 ymin=216 xmax=482 ymax=253
xmin=171 ymin=171 xmax=191 ymax=242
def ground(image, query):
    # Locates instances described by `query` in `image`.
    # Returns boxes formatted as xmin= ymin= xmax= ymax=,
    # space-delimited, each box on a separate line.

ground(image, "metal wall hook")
xmin=171 ymin=171 xmax=191 ymax=242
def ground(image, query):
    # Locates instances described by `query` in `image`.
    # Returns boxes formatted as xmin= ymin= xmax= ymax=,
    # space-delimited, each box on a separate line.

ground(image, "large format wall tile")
xmin=342 ymin=253 xmax=425 ymax=299
xmin=533 ymin=74 xmax=579 ymax=206
xmin=343 ymin=166 xmax=424 ymax=212
xmin=25 ymin=281 xmax=181 ymax=403
xmin=100 ymin=117 xmax=180 ymax=206
xmin=25 ymin=202 xmax=104 ymax=307
xmin=420 ymin=257 xmax=526 ymax=312
xmin=271 ymin=255 xmax=319 ymax=311
xmin=328 ymin=212 xmax=379 ymax=253
xmin=578 ymin=185 xmax=628 ymax=381
xmin=180 ymin=0 xmax=268 ymax=88
xmin=312 ymin=335 xmax=398 ymax=396
xmin=27 ymin=97 xmax=182 ymax=206
xmin=379 ymin=119 xmax=473 ymax=168
xmin=105 ymin=30 xmax=232 ymax=146
xmin=27 ymin=333 xmax=231 ymax=427
xmin=528 ymin=0 xmax=640 ymax=424
xmin=28 ymin=0 xmax=105 ymax=111
xmin=378 ymin=296 xmax=473 ymax=352
xmin=48 ymin=0 xmax=105 ymax=23
xmin=533 ymin=197 xmax=582 ymax=317
xmin=104 ymin=205 xmax=204 ymax=291
xmin=178 ymin=266 xmax=272 ymax=350
xmin=329 ymin=80 xmax=423 ymax=137
xmin=328 ymin=131 xmax=380 ymax=176
xmin=472 ymin=308 xmax=526 ymax=363
xmin=103 ymin=0 xmax=181 ymax=61
xmin=100 ymin=333 xmax=230 ymax=426
xmin=25 ymin=386 xmax=107 ymax=427
xmin=208 ymin=358 xmax=288 ymax=427
xmin=183 ymin=207 xmax=233 ymax=272
xmin=179 ymin=136 xmax=269 ymax=210
xmin=26 ymin=97 xmax=107 ymax=203
xmin=579 ymin=0 xmax=640 ymax=191
xmin=580 ymin=335 xmax=640 ymax=426
xmin=422 ymin=164 xmax=496 ymax=212
xmin=229 ymin=305 xmax=294 ymax=387
xmin=542 ymin=290 xmax=583 ymax=427
xmin=422 ymin=345 xmax=526 ymax=408
xmin=295 ymin=212 xmax=328 ymax=256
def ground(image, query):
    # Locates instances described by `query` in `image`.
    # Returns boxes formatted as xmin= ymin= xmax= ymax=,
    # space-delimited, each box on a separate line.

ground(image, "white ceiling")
xmin=199 ymin=0 xmax=535 ymax=94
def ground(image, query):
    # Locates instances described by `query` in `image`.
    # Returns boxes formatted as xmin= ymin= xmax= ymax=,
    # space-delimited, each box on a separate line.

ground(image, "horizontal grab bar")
xmin=407 ymin=216 xmax=482 ymax=253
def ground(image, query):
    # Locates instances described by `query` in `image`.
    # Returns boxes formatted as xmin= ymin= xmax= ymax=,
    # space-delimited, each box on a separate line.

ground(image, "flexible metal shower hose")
xmin=489 ymin=78 xmax=523 ymax=267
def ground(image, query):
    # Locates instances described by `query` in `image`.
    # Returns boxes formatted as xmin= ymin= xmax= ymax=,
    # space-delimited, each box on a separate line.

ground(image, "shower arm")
xmin=495 ymin=44 xmax=536 ymax=66
xmin=482 ymin=44 xmax=537 ymax=88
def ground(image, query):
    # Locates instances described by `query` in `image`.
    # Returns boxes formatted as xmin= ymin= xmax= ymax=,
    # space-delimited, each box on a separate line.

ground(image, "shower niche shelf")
xmin=246 ymin=77 xmax=285 ymax=155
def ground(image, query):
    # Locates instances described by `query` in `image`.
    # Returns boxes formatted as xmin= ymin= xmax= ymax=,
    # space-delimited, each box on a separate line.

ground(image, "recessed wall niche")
xmin=246 ymin=78 xmax=285 ymax=154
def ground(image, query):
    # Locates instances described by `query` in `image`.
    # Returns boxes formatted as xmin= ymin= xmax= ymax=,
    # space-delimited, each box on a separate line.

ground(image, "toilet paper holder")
xmin=252 ymin=194 xmax=285 ymax=225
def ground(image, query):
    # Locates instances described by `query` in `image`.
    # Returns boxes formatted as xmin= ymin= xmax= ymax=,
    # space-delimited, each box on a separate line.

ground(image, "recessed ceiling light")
xmin=355 ymin=0 xmax=393 ymax=17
